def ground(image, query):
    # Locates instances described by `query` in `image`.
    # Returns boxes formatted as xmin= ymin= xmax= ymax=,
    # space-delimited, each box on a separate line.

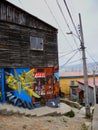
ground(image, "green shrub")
xmin=81 ymin=123 xmax=88 ymax=130
xmin=64 ymin=110 xmax=75 ymax=118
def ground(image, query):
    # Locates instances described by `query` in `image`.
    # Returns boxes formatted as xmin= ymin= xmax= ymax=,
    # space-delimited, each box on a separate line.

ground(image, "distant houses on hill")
xmin=59 ymin=62 xmax=98 ymax=72
xmin=59 ymin=71 xmax=98 ymax=105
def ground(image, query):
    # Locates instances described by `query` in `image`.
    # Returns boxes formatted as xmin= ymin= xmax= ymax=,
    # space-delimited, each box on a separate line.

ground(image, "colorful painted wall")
xmin=60 ymin=75 xmax=98 ymax=98
xmin=0 ymin=67 xmax=59 ymax=108
xmin=60 ymin=77 xmax=78 ymax=98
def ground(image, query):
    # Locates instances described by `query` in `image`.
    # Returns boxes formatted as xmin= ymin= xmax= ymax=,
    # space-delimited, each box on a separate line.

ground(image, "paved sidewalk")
xmin=92 ymin=104 xmax=98 ymax=130
xmin=74 ymin=107 xmax=92 ymax=130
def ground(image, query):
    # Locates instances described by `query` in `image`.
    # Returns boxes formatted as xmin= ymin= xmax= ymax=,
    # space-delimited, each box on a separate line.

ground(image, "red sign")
xmin=35 ymin=73 xmax=45 ymax=78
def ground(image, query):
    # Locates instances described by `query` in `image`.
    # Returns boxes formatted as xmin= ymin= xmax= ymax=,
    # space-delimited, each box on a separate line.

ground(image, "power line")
xmin=87 ymin=59 xmax=95 ymax=70
xmin=63 ymin=0 xmax=80 ymax=40
xmin=59 ymin=48 xmax=79 ymax=54
xmin=43 ymin=0 xmax=73 ymax=49
xmin=87 ymin=50 xmax=98 ymax=66
xmin=59 ymin=48 xmax=79 ymax=58
xmin=60 ymin=50 xmax=78 ymax=67
xmin=68 ymin=58 xmax=82 ymax=64
xmin=56 ymin=0 xmax=70 ymax=31
xmin=56 ymin=0 xmax=79 ymax=48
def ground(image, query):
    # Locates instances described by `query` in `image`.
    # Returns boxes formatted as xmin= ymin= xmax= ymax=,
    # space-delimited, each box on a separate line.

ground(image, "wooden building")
xmin=0 ymin=0 xmax=58 ymax=68
xmin=0 ymin=0 xmax=59 ymax=108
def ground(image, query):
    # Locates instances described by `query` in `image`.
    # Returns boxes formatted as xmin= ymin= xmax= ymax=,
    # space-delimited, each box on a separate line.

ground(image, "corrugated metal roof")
xmin=77 ymin=78 xmax=98 ymax=88
xmin=59 ymin=71 xmax=98 ymax=78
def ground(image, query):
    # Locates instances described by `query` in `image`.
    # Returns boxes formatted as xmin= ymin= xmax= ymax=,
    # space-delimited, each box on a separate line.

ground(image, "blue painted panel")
xmin=54 ymin=72 xmax=59 ymax=81
xmin=5 ymin=68 xmax=31 ymax=103
xmin=7 ymin=68 xmax=30 ymax=76
xmin=12 ymin=68 xmax=31 ymax=102
xmin=16 ymin=68 xmax=30 ymax=75
xmin=0 ymin=68 xmax=5 ymax=103
xmin=14 ymin=90 xmax=32 ymax=102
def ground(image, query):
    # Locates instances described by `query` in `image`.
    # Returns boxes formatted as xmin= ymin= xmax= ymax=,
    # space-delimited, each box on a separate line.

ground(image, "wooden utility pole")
xmin=79 ymin=13 xmax=90 ymax=116
xmin=93 ymin=70 xmax=96 ymax=105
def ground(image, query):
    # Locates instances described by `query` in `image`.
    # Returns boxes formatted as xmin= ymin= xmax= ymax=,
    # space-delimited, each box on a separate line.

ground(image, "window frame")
xmin=70 ymin=80 xmax=75 ymax=86
xmin=30 ymin=36 xmax=43 ymax=51
xmin=72 ymin=88 xmax=77 ymax=95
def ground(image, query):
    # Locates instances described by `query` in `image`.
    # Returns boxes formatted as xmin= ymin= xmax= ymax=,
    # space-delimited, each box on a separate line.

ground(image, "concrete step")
xmin=0 ymin=103 xmax=58 ymax=117
xmin=0 ymin=102 xmax=73 ymax=117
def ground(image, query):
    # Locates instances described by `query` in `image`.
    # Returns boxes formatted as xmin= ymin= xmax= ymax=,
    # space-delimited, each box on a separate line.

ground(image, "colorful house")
xmin=70 ymin=79 xmax=98 ymax=105
xmin=59 ymin=71 xmax=98 ymax=99
xmin=0 ymin=0 xmax=59 ymax=108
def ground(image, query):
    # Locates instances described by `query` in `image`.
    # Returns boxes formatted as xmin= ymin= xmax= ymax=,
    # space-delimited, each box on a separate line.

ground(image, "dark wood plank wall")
xmin=0 ymin=1 xmax=58 ymax=68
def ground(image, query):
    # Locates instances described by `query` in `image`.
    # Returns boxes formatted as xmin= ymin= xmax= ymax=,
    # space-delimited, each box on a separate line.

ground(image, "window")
xmin=30 ymin=36 xmax=43 ymax=50
xmin=70 ymin=80 xmax=75 ymax=86
xmin=72 ymin=88 xmax=77 ymax=95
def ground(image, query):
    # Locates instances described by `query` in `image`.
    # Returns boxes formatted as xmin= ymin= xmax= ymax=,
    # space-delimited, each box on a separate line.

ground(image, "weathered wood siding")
xmin=0 ymin=0 xmax=58 ymax=68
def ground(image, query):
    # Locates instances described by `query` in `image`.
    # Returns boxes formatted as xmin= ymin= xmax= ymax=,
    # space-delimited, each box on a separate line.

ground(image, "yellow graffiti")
xmin=6 ymin=69 xmax=40 ymax=98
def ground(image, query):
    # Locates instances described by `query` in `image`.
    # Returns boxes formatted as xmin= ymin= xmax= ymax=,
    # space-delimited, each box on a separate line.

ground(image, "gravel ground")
xmin=0 ymin=114 xmax=89 ymax=130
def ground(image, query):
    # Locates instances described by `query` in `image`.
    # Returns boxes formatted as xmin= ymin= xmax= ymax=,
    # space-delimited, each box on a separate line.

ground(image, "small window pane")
xmin=70 ymin=80 xmax=74 ymax=86
xmin=30 ymin=36 xmax=43 ymax=50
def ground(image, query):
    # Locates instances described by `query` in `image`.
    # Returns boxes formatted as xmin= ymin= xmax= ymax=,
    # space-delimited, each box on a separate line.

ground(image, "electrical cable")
xmin=43 ymin=0 xmax=73 ymax=49
xmin=87 ymin=51 xmax=98 ymax=66
xmin=63 ymin=0 xmax=81 ymax=41
xmin=56 ymin=0 xmax=70 ymax=31
xmin=56 ymin=0 xmax=79 ymax=48
xmin=68 ymin=58 xmax=82 ymax=64
xmin=59 ymin=48 xmax=79 ymax=58
xmin=60 ymin=50 xmax=78 ymax=67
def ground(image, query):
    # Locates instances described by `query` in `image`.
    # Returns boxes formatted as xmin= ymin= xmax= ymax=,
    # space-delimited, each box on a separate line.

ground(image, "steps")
xmin=0 ymin=102 xmax=72 ymax=117
xmin=0 ymin=103 xmax=36 ymax=117
xmin=6 ymin=92 xmax=41 ymax=109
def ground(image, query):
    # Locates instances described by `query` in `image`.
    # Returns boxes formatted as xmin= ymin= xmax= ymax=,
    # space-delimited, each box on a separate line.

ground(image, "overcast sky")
xmin=7 ymin=0 xmax=98 ymax=69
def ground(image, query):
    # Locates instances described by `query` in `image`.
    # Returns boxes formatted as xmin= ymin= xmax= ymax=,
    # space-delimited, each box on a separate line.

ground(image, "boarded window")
xmin=15 ymin=10 xmax=19 ymax=23
xmin=30 ymin=36 xmax=43 ymax=50
xmin=0 ymin=3 xmax=6 ymax=20
xmin=7 ymin=6 xmax=13 ymax=22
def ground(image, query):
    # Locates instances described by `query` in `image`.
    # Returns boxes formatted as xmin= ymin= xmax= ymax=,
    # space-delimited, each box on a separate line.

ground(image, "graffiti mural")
xmin=0 ymin=67 xmax=59 ymax=109
xmin=5 ymin=68 xmax=40 ymax=99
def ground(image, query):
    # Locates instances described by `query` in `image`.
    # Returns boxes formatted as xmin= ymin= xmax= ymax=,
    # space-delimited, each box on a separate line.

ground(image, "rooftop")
xmin=77 ymin=78 xmax=98 ymax=88
xmin=59 ymin=71 xmax=98 ymax=78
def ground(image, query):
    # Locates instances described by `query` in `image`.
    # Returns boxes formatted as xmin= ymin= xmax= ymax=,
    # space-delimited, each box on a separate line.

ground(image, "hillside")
xmin=59 ymin=62 xmax=98 ymax=72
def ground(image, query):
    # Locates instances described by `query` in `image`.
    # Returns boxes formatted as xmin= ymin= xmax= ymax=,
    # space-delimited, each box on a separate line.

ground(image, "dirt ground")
xmin=0 ymin=114 xmax=88 ymax=130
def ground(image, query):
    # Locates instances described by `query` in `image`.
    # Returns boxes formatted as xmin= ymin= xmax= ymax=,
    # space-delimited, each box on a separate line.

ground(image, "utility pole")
xmin=79 ymin=13 xmax=90 ymax=116
xmin=93 ymin=70 xmax=96 ymax=105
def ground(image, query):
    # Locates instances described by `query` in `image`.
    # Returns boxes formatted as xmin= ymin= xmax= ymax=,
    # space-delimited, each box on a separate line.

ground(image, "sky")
xmin=7 ymin=0 xmax=98 ymax=70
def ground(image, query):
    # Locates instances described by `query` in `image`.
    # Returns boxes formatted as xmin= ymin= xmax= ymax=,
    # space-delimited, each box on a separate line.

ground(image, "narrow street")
xmin=0 ymin=102 xmax=92 ymax=130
